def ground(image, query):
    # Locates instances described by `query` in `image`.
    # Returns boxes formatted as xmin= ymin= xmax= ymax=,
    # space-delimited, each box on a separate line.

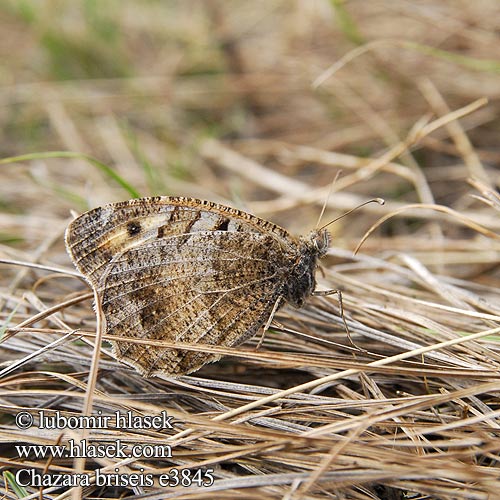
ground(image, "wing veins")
xmin=148 ymin=288 xmax=277 ymax=372
xmin=108 ymin=271 xmax=281 ymax=334
xmin=103 ymin=266 xmax=272 ymax=305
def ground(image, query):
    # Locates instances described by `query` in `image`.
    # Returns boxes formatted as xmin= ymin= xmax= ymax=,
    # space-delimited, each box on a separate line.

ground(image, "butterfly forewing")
xmin=65 ymin=197 xmax=301 ymax=376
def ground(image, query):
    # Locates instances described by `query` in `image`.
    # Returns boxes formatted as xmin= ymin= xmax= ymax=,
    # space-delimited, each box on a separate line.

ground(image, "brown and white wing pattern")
xmin=65 ymin=197 xmax=300 ymax=376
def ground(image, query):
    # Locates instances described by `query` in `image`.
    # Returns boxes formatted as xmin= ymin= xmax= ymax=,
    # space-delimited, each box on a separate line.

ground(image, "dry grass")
xmin=1 ymin=1 xmax=500 ymax=499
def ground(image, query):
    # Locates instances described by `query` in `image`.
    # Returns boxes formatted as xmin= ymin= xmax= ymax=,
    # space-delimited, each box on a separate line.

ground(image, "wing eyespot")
xmin=127 ymin=221 xmax=142 ymax=236
xmin=214 ymin=217 xmax=230 ymax=231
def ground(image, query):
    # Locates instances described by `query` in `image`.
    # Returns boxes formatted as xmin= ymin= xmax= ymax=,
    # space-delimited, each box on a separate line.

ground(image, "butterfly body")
xmin=65 ymin=197 xmax=330 ymax=376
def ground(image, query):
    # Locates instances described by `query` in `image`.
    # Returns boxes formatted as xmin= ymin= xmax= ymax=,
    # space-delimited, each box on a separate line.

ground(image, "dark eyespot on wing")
xmin=214 ymin=217 xmax=230 ymax=231
xmin=127 ymin=221 xmax=142 ymax=236
xmin=157 ymin=226 xmax=165 ymax=238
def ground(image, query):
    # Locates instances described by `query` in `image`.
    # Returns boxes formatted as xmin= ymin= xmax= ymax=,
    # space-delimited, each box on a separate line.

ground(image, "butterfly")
xmin=65 ymin=196 xmax=332 ymax=377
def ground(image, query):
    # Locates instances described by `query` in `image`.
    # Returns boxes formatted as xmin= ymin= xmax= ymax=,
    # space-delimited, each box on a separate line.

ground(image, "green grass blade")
xmin=330 ymin=0 xmax=365 ymax=45
xmin=0 ymin=151 xmax=141 ymax=199
xmin=404 ymin=41 xmax=500 ymax=73
xmin=3 ymin=470 xmax=28 ymax=498
xmin=0 ymin=303 xmax=20 ymax=341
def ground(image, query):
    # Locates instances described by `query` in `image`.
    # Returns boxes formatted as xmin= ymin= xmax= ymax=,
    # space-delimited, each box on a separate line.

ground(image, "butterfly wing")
xmin=66 ymin=197 xmax=297 ymax=376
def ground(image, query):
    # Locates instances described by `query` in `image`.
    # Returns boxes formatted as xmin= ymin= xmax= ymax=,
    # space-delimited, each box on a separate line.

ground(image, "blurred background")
xmin=1 ymin=0 xmax=499 ymax=249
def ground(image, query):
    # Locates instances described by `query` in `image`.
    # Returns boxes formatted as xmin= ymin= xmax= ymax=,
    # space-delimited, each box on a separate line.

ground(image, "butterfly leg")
xmin=256 ymin=296 xmax=283 ymax=350
xmin=312 ymin=288 xmax=357 ymax=348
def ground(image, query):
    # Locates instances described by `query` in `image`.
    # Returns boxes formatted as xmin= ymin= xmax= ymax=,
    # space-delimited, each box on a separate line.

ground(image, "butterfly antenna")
xmin=315 ymin=171 xmax=342 ymax=230
xmin=317 ymin=198 xmax=385 ymax=232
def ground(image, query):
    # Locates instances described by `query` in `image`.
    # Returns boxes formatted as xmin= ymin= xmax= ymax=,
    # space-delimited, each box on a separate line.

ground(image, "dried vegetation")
xmin=1 ymin=1 xmax=500 ymax=499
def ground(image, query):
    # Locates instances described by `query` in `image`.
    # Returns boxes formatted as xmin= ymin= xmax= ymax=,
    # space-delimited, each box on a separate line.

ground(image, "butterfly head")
xmin=307 ymin=228 xmax=331 ymax=258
